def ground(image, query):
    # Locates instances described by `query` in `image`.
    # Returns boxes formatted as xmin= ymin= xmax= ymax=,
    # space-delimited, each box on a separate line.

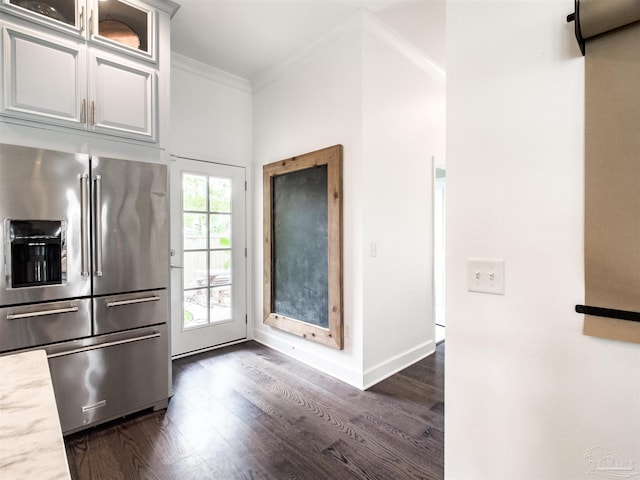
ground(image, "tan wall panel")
xmin=584 ymin=24 xmax=640 ymax=342
xmin=579 ymin=0 xmax=640 ymax=39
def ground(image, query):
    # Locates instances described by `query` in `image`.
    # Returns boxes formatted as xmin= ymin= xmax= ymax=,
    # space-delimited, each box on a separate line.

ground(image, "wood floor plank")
xmin=163 ymin=453 xmax=217 ymax=480
xmin=228 ymin=345 xmax=438 ymax=438
xmin=323 ymin=438 xmax=439 ymax=480
xmin=210 ymin=351 xmax=443 ymax=480
xmin=350 ymin=412 xmax=444 ymax=471
xmin=187 ymin=361 xmax=358 ymax=479
xmin=167 ymin=388 xmax=281 ymax=479
xmin=170 ymin=375 xmax=332 ymax=479
xmin=64 ymin=341 xmax=444 ymax=479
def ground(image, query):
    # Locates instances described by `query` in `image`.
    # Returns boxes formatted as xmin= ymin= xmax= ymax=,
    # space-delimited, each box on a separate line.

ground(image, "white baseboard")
xmin=253 ymin=328 xmax=364 ymax=389
xmin=254 ymin=328 xmax=435 ymax=391
xmin=362 ymin=340 xmax=435 ymax=390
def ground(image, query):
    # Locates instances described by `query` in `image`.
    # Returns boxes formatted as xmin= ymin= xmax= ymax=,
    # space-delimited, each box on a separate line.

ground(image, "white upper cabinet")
xmin=1 ymin=0 xmax=156 ymax=62
xmin=0 ymin=0 xmax=177 ymax=144
xmin=2 ymin=24 xmax=86 ymax=127
xmin=2 ymin=0 xmax=82 ymax=37
xmin=91 ymin=0 xmax=155 ymax=62
xmin=89 ymin=50 xmax=155 ymax=138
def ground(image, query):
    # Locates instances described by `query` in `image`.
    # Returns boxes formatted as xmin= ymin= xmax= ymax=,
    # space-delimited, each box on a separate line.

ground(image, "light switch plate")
xmin=467 ymin=258 xmax=505 ymax=295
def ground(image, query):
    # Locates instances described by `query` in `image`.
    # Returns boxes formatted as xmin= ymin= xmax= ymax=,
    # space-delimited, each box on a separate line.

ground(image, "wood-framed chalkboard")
xmin=263 ymin=145 xmax=343 ymax=349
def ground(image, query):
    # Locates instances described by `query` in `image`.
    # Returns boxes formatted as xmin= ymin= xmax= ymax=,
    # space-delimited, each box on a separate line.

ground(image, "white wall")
xmin=446 ymin=2 xmax=640 ymax=479
xmin=252 ymin=11 xmax=445 ymax=389
xmin=170 ymin=54 xmax=253 ymax=166
xmin=170 ymin=54 xmax=254 ymax=349
xmin=361 ymin=25 xmax=445 ymax=386
xmin=253 ymin=25 xmax=366 ymax=388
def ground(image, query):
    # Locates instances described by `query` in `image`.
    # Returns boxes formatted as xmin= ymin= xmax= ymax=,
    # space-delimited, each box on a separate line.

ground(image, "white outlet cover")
xmin=467 ymin=258 xmax=505 ymax=295
xmin=344 ymin=324 xmax=351 ymax=338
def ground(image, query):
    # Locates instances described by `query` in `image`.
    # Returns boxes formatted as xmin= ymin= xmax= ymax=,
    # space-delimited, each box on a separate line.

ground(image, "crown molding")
xmin=362 ymin=11 xmax=445 ymax=85
xmin=145 ymin=0 xmax=180 ymax=17
xmin=251 ymin=10 xmax=364 ymax=93
xmin=171 ymin=53 xmax=253 ymax=93
xmin=252 ymin=9 xmax=445 ymax=92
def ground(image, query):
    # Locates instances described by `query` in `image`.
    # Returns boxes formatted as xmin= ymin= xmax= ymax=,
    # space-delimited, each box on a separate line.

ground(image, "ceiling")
xmin=170 ymin=0 xmax=446 ymax=82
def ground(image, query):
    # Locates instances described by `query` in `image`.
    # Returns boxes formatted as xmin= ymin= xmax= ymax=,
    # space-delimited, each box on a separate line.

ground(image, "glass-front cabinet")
xmin=2 ymin=0 xmax=155 ymax=62
xmin=94 ymin=0 xmax=152 ymax=58
xmin=0 ymin=0 xmax=172 ymax=143
xmin=7 ymin=0 xmax=77 ymax=29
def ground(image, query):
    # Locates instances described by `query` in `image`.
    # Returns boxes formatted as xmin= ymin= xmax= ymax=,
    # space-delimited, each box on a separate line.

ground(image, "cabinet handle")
xmin=89 ymin=9 xmax=94 ymax=35
xmin=80 ymin=5 xmax=85 ymax=33
xmin=47 ymin=332 xmax=161 ymax=359
xmin=91 ymin=101 xmax=95 ymax=125
xmin=80 ymin=173 xmax=89 ymax=276
xmin=105 ymin=296 xmax=161 ymax=308
xmin=93 ymin=174 xmax=102 ymax=276
xmin=7 ymin=306 xmax=79 ymax=321
xmin=81 ymin=99 xmax=86 ymax=124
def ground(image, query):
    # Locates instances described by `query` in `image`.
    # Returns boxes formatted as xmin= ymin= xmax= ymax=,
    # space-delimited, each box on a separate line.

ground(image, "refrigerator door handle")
xmin=105 ymin=296 xmax=161 ymax=308
xmin=93 ymin=174 xmax=103 ymax=277
xmin=7 ymin=306 xmax=79 ymax=320
xmin=80 ymin=174 xmax=90 ymax=277
xmin=47 ymin=331 xmax=161 ymax=359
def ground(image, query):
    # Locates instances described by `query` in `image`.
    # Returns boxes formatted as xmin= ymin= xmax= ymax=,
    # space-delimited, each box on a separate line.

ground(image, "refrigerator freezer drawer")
xmin=47 ymin=325 xmax=169 ymax=434
xmin=0 ymin=299 xmax=91 ymax=352
xmin=93 ymin=289 xmax=168 ymax=335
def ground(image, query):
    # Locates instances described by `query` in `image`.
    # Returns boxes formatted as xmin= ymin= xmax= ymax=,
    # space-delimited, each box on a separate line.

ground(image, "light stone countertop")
xmin=0 ymin=349 xmax=71 ymax=480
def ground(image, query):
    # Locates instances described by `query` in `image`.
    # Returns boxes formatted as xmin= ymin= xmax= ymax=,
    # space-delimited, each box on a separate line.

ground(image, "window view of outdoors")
xmin=182 ymin=173 xmax=232 ymax=329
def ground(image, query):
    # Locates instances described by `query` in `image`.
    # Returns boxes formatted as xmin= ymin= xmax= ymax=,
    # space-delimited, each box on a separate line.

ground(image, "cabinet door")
xmin=89 ymin=50 xmax=156 ymax=141
xmin=1 ymin=21 xmax=87 ymax=128
xmin=1 ymin=0 xmax=83 ymax=38
xmin=88 ymin=0 xmax=156 ymax=63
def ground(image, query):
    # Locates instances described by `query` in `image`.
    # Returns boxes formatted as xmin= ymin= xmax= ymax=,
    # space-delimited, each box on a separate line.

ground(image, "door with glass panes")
xmin=170 ymin=157 xmax=246 ymax=357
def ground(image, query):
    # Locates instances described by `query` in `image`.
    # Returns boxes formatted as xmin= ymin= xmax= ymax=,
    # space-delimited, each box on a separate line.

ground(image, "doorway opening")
xmin=434 ymin=162 xmax=446 ymax=344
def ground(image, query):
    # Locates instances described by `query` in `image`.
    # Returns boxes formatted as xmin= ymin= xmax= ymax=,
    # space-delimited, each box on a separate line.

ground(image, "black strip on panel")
xmin=575 ymin=305 xmax=640 ymax=323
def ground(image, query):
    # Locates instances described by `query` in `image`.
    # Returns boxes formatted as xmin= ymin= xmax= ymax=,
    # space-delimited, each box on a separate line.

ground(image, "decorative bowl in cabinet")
xmin=99 ymin=19 xmax=140 ymax=49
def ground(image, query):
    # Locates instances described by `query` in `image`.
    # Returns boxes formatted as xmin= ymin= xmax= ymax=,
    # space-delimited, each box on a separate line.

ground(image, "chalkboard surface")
xmin=272 ymin=165 xmax=329 ymax=328
xmin=263 ymin=144 xmax=343 ymax=350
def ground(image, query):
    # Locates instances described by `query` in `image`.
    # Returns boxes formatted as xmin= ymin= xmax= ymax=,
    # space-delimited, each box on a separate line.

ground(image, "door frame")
xmin=169 ymin=154 xmax=252 ymax=359
xmin=432 ymin=156 xmax=446 ymax=342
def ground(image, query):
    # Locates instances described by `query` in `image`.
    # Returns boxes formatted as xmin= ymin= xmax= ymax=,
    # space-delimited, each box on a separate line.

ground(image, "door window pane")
xmin=183 ymin=213 xmax=207 ymax=250
xmin=210 ymin=213 xmax=231 ymax=249
xmin=183 ymin=251 xmax=207 ymax=289
xmin=209 ymin=177 xmax=231 ymax=212
xmin=182 ymin=173 xmax=234 ymax=331
xmin=209 ymin=250 xmax=231 ymax=279
xmin=183 ymin=174 xmax=207 ymax=211
xmin=210 ymin=286 xmax=231 ymax=323
xmin=184 ymin=288 xmax=208 ymax=328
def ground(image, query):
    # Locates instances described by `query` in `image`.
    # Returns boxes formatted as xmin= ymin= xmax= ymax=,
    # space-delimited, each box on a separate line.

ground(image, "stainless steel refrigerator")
xmin=0 ymin=143 xmax=170 ymax=434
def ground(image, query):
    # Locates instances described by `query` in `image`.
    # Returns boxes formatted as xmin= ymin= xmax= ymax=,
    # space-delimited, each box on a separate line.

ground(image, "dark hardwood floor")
xmin=64 ymin=341 xmax=444 ymax=480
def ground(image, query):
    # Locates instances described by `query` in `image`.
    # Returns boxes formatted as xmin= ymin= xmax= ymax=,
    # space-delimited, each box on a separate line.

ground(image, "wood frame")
xmin=263 ymin=145 xmax=343 ymax=350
